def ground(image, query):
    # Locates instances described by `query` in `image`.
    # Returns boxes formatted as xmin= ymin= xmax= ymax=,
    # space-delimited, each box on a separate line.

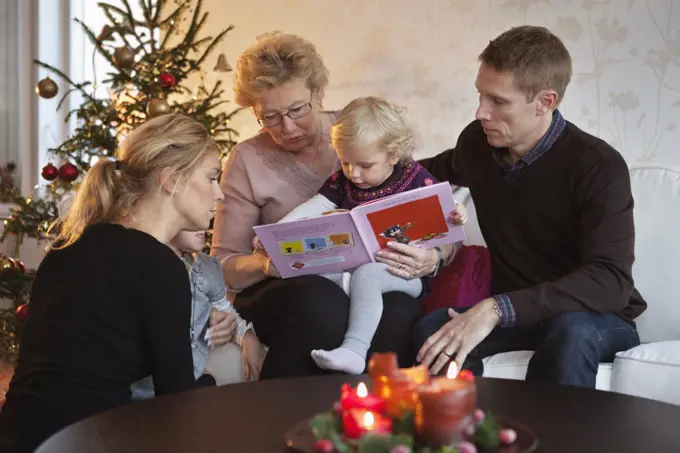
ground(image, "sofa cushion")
xmin=420 ymin=245 xmax=491 ymax=313
xmin=629 ymin=167 xmax=680 ymax=343
xmin=482 ymin=350 xmax=612 ymax=391
xmin=612 ymin=341 xmax=680 ymax=405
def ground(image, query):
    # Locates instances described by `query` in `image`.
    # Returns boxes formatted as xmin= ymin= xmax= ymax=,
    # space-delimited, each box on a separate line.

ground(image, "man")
xmin=413 ymin=25 xmax=646 ymax=388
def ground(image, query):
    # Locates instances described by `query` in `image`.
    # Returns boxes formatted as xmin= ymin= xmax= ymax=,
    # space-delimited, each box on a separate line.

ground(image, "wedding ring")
xmin=399 ymin=263 xmax=406 ymax=270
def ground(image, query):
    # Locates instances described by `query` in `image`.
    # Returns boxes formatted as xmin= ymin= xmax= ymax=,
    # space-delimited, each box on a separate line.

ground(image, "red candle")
xmin=415 ymin=364 xmax=477 ymax=449
xmin=342 ymin=408 xmax=392 ymax=440
xmin=340 ymin=382 xmax=386 ymax=413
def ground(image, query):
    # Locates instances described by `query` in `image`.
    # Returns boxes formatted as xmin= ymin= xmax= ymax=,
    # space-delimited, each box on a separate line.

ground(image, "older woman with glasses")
xmin=210 ymin=31 xmax=421 ymax=379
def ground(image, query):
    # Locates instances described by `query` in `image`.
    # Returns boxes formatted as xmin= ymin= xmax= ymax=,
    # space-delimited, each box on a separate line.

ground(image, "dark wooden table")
xmin=36 ymin=375 xmax=680 ymax=453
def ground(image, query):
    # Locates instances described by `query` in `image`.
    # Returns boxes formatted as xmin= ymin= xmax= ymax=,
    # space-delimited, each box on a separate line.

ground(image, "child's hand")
xmin=449 ymin=203 xmax=469 ymax=225
xmin=252 ymin=235 xmax=268 ymax=256
xmin=241 ymin=331 xmax=266 ymax=381
xmin=206 ymin=308 xmax=237 ymax=347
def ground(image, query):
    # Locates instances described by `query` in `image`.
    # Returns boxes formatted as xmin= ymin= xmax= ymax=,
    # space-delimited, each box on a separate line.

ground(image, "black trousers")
xmin=234 ymin=275 xmax=422 ymax=379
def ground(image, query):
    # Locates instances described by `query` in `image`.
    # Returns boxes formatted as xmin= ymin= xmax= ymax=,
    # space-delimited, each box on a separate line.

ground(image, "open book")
xmin=253 ymin=182 xmax=467 ymax=279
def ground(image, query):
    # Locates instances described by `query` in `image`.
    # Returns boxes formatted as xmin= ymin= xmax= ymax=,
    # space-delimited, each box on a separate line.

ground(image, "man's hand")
xmin=417 ymin=298 xmax=501 ymax=374
xmin=206 ymin=309 xmax=237 ymax=348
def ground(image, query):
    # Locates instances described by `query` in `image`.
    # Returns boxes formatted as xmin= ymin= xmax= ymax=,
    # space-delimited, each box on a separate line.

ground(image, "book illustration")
xmin=328 ymin=233 xmax=354 ymax=248
xmin=303 ymin=237 xmax=329 ymax=252
xmin=279 ymin=240 xmax=305 ymax=255
xmin=367 ymin=195 xmax=449 ymax=249
xmin=379 ymin=222 xmax=413 ymax=245
xmin=412 ymin=231 xmax=448 ymax=245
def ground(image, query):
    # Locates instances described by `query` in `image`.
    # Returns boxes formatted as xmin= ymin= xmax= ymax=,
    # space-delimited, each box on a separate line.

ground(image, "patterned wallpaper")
xmin=198 ymin=0 xmax=680 ymax=167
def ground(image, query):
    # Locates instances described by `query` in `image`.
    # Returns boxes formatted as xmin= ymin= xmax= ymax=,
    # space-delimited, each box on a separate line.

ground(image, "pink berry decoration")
xmin=314 ymin=439 xmax=334 ymax=453
xmin=473 ymin=408 xmax=485 ymax=423
xmin=464 ymin=422 xmax=476 ymax=437
xmin=455 ymin=440 xmax=478 ymax=453
xmin=332 ymin=401 xmax=342 ymax=413
xmin=499 ymin=428 xmax=518 ymax=445
xmin=389 ymin=446 xmax=412 ymax=453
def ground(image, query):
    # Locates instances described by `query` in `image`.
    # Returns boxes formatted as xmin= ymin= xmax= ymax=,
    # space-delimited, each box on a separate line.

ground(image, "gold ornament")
xmin=35 ymin=77 xmax=59 ymax=99
xmin=146 ymin=98 xmax=171 ymax=118
xmin=213 ymin=53 xmax=232 ymax=72
xmin=113 ymin=47 xmax=136 ymax=69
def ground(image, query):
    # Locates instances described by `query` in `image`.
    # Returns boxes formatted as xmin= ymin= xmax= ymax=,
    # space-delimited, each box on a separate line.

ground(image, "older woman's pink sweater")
xmin=211 ymin=118 xmax=339 ymax=268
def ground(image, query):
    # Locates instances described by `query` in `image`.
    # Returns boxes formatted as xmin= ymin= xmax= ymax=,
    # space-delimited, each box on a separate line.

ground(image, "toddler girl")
xmin=131 ymin=230 xmax=266 ymax=398
xmin=273 ymin=97 xmax=467 ymax=374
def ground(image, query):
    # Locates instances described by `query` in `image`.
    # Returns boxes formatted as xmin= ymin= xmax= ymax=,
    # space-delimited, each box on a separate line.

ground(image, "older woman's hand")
xmin=375 ymin=241 xmax=439 ymax=280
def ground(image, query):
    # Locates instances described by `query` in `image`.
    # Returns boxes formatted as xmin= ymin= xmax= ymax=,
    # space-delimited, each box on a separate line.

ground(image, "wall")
xmin=198 ymin=0 xmax=680 ymax=167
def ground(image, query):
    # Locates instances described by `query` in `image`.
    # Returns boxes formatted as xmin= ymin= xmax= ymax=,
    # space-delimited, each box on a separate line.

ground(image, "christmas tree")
xmin=0 ymin=0 xmax=241 ymax=364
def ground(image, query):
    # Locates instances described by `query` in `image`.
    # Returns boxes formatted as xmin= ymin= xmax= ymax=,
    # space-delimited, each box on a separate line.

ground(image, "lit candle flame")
xmin=357 ymin=382 xmax=368 ymax=398
xmin=446 ymin=362 xmax=459 ymax=379
xmin=362 ymin=411 xmax=375 ymax=429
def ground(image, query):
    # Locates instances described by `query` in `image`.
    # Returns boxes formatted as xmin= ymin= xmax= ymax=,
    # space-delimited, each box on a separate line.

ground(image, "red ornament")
xmin=15 ymin=304 xmax=28 ymax=322
xmin=58 ymin=163 xmax=79 ymax=182
xmin=159 ymin=72 xmax=176 ymax=89
xmin=8 ymin=258 xmax=25 ymax=273
xmin=41 ymin=163 xmax=59 ymax=181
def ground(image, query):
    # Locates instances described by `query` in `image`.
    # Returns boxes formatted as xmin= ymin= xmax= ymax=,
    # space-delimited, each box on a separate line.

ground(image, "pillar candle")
xmin=342 ymin=408 xmax=392 ymax=440
xmin=340 ymin=382 xmax=386 ymax=413
xmin=415 ymin=376 xmax=477 ymax=448
xmin=368 ymin=352 xmax=430 ymax=417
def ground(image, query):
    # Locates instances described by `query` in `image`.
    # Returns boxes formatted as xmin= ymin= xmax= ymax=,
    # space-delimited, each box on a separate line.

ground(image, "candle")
xmin=342 ymin=408 xmax=393 ymax=440
xmin=415 ymin=363 xmax=477 ymax=448
xmin=340 ymin=382 xmax=386 ymax=413
xmin=368 ymin=352 xmax=430 ymax=417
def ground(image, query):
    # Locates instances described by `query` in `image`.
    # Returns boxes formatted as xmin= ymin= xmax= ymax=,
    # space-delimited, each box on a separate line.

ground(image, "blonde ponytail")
xmin=49 ymin=159 xmax=119 ymax=249
xmin=50 ymin=113 xmax=218 ymax=250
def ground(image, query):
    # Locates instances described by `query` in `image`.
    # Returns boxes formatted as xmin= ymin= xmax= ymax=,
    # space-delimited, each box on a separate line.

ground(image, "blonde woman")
xmin=267 ymin=97 xmax=468 ymax=374
xmin=211 ymin=33 xmax=423 ymax=378
xmin=0 ymin=114 xmax=224 ymax=453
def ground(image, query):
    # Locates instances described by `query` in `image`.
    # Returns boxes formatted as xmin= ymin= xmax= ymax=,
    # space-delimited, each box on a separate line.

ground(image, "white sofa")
xmin=454 ymin=165 xmax=680 ymax=405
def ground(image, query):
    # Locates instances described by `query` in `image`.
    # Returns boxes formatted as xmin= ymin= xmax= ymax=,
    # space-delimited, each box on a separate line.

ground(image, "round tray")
xmin=285 ymin=415 xmax=539 ymax=452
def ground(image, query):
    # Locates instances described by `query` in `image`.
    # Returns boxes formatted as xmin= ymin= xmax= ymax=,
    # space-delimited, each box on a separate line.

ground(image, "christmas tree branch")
xmin=120 ymin=0 xmax=151 ymax=57
xmin=137 ymin=0 xmax=152 ymax=24
xmin=98 ymin=7 xmax=136 ymax=51
xmin=181 ymin=0 xmax=203 ymax=50
xmin=74 ymin=19 xmax=116 ymax=71
xmin=57 ymin=86 xmax=88 ymax=112
xmin=34 ymin=60 xmax=97 ymax=104
xmin=194 ymin=25 xmax=232 ymax=68
xmin=159 ymin=6 xmax=186 ymax=50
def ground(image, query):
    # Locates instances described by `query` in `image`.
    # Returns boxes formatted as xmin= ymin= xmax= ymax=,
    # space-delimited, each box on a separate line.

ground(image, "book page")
xmin=350 ymin=182 xmax=467 ymax=257
xmin=253 ymin=212 xmax=373 ymax=279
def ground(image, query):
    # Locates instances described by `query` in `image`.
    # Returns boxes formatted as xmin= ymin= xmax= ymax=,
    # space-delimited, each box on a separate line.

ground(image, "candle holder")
xmin=286 ymin=352 xmax=538 ymax=453
xmin=368 ymin=352 xmax=430 ymax=418
xmin=415 ymin=377 xmax=477 ymax=449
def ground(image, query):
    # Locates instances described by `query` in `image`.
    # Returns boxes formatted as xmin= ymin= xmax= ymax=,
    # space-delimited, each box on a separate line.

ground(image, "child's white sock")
xmin=311 ymin=348 xmax=366 ymax=374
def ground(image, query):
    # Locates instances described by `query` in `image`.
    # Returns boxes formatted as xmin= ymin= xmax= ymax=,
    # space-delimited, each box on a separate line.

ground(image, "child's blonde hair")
xmin=51 ymin=113 xmax=219 ymax=249
xmin=331 ymin=97 xmax=416 ymax=160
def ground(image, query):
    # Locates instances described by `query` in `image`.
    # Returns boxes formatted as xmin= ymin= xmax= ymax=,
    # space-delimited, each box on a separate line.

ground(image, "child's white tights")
xmin=313 ymin=263 xmax=423 ymax=374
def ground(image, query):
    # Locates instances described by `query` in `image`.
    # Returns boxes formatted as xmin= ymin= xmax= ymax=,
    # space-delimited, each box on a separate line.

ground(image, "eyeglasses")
xmin=256 ymin=95 xmax=314 ymax=127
